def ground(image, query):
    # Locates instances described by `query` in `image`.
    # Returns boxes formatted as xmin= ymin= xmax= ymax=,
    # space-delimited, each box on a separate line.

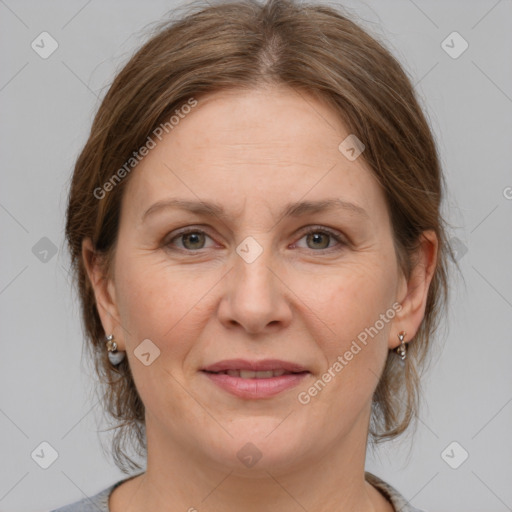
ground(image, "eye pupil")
xmin=307 ymin=232 xmax=330 ymax=249
xmin=183 ymin=232 xmax=205 ymax=249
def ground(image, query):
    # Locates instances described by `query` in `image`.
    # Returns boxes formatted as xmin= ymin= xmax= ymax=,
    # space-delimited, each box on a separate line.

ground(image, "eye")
xmin=164 ymin=226 xmax=346 ymax=253
xmin=294 ymin=227 xmax=346 ymax=251
xmin=166 ymin=228 xmax=216 ymax=251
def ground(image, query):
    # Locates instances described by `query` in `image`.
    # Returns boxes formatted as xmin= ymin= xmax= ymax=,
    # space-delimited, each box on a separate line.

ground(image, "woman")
xmin=53 ymin=0 xmax=451 ymax=510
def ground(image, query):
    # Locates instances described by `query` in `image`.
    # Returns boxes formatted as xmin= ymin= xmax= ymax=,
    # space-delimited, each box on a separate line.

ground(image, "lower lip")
xmin=201 ymin=371 xmax=309 ymax=399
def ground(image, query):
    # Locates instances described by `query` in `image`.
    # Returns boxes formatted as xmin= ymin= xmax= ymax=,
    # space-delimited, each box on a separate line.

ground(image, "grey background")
xmin=1 ymin=0 xmax=511 ymax=511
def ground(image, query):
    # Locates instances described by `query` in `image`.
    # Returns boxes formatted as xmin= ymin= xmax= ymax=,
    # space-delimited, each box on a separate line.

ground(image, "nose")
xmin=217 ymin=241 xmax=293 ymax=335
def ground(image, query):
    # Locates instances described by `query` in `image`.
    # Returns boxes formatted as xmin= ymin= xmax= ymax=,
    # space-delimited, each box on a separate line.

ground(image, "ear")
xmin=390 ymin=230 xmax=438 ymax=349
xmin=82 ymin=237 xmax=125 ymax=350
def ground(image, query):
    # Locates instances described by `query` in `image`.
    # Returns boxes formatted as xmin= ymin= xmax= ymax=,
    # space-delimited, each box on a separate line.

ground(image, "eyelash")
xmin=164 ymin=225 xmax=347 ymax=253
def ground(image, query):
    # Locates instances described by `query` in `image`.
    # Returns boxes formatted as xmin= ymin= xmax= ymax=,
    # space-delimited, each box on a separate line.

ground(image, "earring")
xmin=395 ymin=331 xmax=407 ymax=361
xmin=105 ymin=334 xmax=126 ymax=365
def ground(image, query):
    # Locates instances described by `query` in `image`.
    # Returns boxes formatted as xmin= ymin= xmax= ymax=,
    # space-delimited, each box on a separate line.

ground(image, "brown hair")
xmin=65 ymin=0 xmax=453 ymax=473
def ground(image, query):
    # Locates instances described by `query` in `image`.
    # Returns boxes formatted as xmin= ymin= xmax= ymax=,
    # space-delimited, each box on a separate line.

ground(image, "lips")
xmin=214 ymin=369 xmax=291 ymax=378
xmin=201 ymin=359 xmax=310 ymax=399
xmin=201 ymin=358 xmax=308 ymax=374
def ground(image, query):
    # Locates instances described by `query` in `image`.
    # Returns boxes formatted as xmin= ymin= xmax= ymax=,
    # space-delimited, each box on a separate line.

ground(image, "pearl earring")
xmin=105 ymin=334 xmax=126 ymax=365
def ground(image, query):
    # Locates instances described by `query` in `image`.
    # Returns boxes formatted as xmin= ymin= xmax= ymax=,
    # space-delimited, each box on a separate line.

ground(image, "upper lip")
xmin=201 ymin=359 xmax=308 ymax=373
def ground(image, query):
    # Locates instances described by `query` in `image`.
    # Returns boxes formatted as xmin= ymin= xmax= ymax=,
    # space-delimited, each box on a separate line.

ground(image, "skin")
xmin=83 ymin=85 xmax=437 ymax=512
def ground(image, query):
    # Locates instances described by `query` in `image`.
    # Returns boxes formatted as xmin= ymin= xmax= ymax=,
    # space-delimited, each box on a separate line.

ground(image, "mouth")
xmin=201 ymin=358 xmax=308 ymax=373
xmin=200 ymin=359 xmax=310 ymax=399
xmin=202 ymin=369 xmax=308 ymax=378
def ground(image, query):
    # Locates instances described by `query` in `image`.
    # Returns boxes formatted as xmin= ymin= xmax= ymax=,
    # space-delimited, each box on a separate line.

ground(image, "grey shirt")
xmin=51 ymin=471 xmax=426 ymax=511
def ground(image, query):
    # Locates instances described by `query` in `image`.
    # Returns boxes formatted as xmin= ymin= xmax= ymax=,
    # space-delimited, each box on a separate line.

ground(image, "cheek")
xmin=113 ymin=259 xmax=209 ymax=419
xmin=301 ymin=258 xmax=396 ymax=341
xmin=114 ymin=257 xmax=203 ymax=352
xmin=298 ymin=256 xmax=397 ymax=396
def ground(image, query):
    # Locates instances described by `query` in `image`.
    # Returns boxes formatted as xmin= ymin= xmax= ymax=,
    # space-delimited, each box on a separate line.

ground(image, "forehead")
xmin=121 ymin=86 xmax=388 ymax=225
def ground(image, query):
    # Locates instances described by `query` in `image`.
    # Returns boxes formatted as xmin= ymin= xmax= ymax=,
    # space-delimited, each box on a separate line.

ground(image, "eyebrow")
xmin=141 ymin=197 xmax=369 ymax=223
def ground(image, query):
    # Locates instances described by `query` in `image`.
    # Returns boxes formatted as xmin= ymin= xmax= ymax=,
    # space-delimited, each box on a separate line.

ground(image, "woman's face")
xmin=89 ymin=86 xmax=424 ymax=474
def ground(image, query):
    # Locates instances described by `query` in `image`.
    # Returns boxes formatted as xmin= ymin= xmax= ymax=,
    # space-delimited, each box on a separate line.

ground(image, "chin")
xmin=199 ymin=423 xmax=310 ymax=474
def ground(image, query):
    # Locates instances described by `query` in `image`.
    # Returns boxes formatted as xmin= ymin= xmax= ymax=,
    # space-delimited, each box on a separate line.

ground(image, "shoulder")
xmin=49 ymin=480 xmax=121 ymax=512
xmin=365 ymin=471 xmax=428 ymax=512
